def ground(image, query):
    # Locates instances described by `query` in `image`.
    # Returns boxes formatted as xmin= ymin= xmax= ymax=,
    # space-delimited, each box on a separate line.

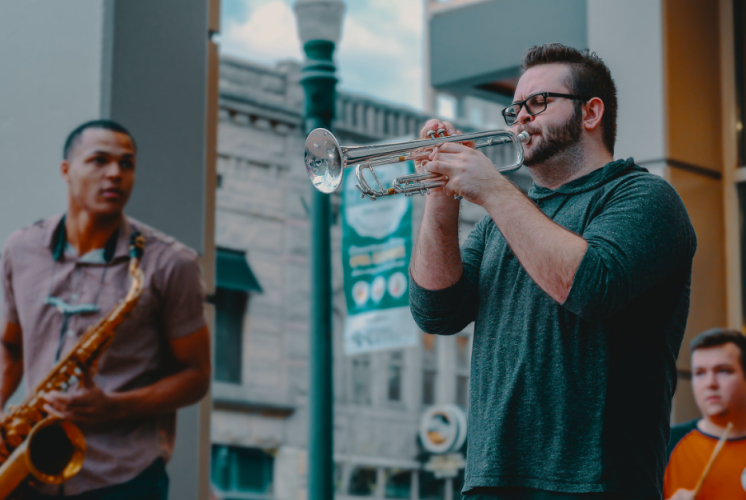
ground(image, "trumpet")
xmin=304 ymin=127 xmax=530 ymax=200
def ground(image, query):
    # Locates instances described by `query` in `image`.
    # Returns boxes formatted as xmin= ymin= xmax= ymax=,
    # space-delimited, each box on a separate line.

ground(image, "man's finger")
xmin=43 ymin=391 xmax=73 ymax=409
xmin=434 ymin=142 xmax=471 ymax=154
xmin=420 ymin=119 xmax=441 ymax=139
xmin=43 ymin=404 xmax=69 ymax=420
xmin=423 ymin=160 xmax=455 ymax=176
xmin=443 ymin=121 xmax=456 ymax=136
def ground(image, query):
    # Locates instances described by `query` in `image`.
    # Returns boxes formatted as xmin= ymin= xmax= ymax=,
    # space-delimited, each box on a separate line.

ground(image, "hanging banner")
xmin=341 ymin=160 xmax=417 ymax=355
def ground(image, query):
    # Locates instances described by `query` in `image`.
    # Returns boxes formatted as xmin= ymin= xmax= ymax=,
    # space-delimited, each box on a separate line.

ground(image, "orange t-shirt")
xmin=664 ymin=419 xmax=746 ymax=500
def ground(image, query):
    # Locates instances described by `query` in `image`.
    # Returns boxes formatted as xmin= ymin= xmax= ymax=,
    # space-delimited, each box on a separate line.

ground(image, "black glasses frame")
xmin=502 ymin=92 xmax=586 ymax=126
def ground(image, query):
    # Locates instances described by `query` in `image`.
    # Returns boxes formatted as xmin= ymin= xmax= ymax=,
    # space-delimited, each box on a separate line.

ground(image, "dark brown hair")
xmin=521 ymin=43 xmax=618 ymax=155
xmin=690 ymin=328 xmax=746 ymax=377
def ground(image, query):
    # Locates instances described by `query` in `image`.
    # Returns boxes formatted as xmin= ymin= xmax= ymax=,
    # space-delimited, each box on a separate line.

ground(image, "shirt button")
xmin=66 ymin=330 xmax=76 ymax=338
xmin=70 ymin=293 xmax=79 ymax=301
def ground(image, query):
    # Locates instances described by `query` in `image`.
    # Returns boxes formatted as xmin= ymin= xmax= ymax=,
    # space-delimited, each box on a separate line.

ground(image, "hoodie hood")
xmin=528 ymin=157 xmax=647 ymax=201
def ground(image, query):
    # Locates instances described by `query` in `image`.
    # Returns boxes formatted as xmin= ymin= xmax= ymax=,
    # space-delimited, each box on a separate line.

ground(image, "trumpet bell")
xmin=305 ymin=128 xmax=344 ymax=194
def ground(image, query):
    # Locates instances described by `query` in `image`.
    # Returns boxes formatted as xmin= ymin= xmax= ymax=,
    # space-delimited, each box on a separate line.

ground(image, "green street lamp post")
xmin=293 ymin=1 xmax=345 ymax=499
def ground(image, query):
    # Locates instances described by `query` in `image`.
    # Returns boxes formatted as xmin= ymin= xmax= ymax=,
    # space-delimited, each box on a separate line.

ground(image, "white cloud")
xmin=221 ymin=1 xmax=302 ymax=64
xmin=220 ymin=0 xmax=424 ymax=109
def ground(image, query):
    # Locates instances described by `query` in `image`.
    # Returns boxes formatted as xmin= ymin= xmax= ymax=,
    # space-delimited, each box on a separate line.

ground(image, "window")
xmin=737 ymin=2 xmax=746 ymax=327
xmin=422 ymin=333 xmax=437 ymax=406
xmin=455 ymin=335 xmax=470 ymax=369
xmin=452 ymin=469 xmax=466 ymax=498
xmin=419 ymin=470 xmax=445 ymax=500
xmin=213 ymin=248 xmax=262 ymax=384
xmin=351 ymin=355 xmax=372 ymax=405
xmin=739 ymin=183 xmax=746 ymax=326
xmin=214 ymin=287 xmax=248 ymax=383
xmin=735 ymin=0 xmax=746 ymax=165
xmin=455 ymin=335 xmax=471 ymax=409
xmin=384 ymin=469 xmax=412 ymax=499
xmin=456 ymin=375 xmax=469 ymax=409
xmin=211 ymin=445 xmax=274 ymax=496
xmin=388 ymin=351 xmax=404 ymax=402
xmin=423 ymin=369 xmax=436 ymax=406
xmin=348 ymin=466 xmax=378 ymax=496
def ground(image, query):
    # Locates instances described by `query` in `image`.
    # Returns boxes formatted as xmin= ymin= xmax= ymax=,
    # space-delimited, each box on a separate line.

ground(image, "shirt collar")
xmin=49 ymin=214 xmax=132 ymax=263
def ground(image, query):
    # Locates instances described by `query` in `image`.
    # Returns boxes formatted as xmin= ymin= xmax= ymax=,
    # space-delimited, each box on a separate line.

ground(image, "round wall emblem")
xmin=419 ymin=405 xmax=467 ymax=454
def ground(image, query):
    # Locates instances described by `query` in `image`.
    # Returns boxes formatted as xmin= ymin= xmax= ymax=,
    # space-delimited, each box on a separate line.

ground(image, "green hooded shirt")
xmin=410 ymin=158 xmax=697 ymax=498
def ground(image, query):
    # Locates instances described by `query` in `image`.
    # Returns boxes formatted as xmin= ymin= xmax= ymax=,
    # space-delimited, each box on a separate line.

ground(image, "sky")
xmin=219 ymin=0 xmax=424 ymax=111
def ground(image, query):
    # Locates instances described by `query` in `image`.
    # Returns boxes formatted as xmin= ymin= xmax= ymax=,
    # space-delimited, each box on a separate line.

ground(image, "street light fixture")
xmin=293 ymin=2 xmax=345 ymax=500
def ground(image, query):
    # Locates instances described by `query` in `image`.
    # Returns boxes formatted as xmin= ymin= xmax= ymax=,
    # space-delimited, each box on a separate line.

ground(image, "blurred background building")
xmin=210 ymin=55 xmax=502 ymax=500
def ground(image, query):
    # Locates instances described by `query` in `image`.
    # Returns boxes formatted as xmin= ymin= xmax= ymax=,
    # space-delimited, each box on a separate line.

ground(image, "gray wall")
xmin=587 ymin=0 xmax=666 ymax=170
xmin=0 ymin=0 xmax=108 ymax=246
xmin=0 ymin=2 xmax=213 ymax=499
xmin=107 ymin=0 xmax=210 ymax=253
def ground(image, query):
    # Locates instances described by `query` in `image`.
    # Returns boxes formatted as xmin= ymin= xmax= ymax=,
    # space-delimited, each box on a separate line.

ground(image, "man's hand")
xmin=667 ymin=488 xmax=695 ymax=500
xmin=416 ymin=119 xmax=456 ymax=200
xmin=43 ymin=384 xmax=121 ymax=427
xmin=425 ymin=142 xmax=503 ymax=206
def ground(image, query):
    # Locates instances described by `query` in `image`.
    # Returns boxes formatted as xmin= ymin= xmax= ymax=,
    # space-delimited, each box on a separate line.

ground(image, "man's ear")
xmin=582 ymin=97 xmax=605 ymax=132
xmin=60 ymin=160 xmax=70 ymax=183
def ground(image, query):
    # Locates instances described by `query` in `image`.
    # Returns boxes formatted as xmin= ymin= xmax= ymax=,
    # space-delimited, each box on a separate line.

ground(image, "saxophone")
xmin=0 ymin=232 xmax=146 ymax=499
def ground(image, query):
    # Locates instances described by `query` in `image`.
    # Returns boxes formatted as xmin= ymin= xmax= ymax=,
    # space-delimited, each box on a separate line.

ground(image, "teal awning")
xmin=216 ymin=247 xmax=263 ymax=293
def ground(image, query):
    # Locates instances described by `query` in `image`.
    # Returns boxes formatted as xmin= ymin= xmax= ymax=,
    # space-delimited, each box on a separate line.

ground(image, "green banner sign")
xmin=341 ymin=161 xmax=417 ymax=355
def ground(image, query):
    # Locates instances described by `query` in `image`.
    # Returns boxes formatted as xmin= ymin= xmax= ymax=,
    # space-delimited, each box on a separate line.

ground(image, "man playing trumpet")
xmin=410 ymin=43 xmax=697 ymax=499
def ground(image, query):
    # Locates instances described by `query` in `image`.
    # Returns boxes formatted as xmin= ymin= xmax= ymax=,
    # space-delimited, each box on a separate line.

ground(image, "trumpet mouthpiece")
xmin=518 ymin=131 xmax=531 ymax=144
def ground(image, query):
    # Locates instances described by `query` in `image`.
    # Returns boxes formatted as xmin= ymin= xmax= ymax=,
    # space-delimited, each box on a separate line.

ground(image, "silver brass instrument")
xmin=304 ymin=128 xmax=530 ymax=200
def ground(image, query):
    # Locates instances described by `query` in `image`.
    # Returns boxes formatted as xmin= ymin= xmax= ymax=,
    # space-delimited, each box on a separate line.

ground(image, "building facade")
xmin=211 ymin=56 xmax=528 ymax=500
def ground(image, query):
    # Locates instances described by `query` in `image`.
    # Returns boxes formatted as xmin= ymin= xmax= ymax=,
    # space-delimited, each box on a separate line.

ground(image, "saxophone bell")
xmin=0 ymin=418 xmax=85 ymax=499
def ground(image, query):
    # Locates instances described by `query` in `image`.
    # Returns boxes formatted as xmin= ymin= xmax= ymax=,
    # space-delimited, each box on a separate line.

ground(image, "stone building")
xmin=209 ymin=55 xmax=527 ymax=500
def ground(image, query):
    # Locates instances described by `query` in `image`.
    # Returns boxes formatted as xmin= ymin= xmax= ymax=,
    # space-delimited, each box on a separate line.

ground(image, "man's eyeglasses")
xmin=502 ymin=92 xmax=586 ymax=126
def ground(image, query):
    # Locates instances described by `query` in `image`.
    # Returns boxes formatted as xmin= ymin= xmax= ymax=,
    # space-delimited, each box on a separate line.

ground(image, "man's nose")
xmin=104 ymin=161 xmax=123 ymax=178
xmin=516 ymin=106 xmax=534 ymax=125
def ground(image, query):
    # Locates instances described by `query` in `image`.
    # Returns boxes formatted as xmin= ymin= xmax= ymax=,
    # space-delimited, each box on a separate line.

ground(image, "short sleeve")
xmin=154 ymin=247 xmax=207 ymax=339
xmin=1 ymin=236 xmax=19 ymax=325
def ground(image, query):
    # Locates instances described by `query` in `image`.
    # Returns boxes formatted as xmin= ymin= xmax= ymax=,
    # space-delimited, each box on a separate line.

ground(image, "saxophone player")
xmin=0 ymin=120 xmax=211 ymax=499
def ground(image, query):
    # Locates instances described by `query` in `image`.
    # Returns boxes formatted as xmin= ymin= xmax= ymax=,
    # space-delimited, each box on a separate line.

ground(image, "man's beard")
xmin=521 ymin=107 xmax=583 ymax=167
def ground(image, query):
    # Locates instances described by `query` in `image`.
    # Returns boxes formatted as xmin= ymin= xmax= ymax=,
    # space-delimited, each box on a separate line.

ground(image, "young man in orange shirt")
xmin=665 ymin=329 xmax=746 ymax=499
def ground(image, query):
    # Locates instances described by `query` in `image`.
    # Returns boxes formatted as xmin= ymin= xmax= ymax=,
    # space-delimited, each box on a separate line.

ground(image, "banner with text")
xmin=341 ymin=161 xmax=417 ymax=355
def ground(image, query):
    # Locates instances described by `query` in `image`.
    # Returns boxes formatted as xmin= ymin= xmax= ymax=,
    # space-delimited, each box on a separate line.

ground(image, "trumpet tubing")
xmin=304 ymin=128 xmax=529 ymax=200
